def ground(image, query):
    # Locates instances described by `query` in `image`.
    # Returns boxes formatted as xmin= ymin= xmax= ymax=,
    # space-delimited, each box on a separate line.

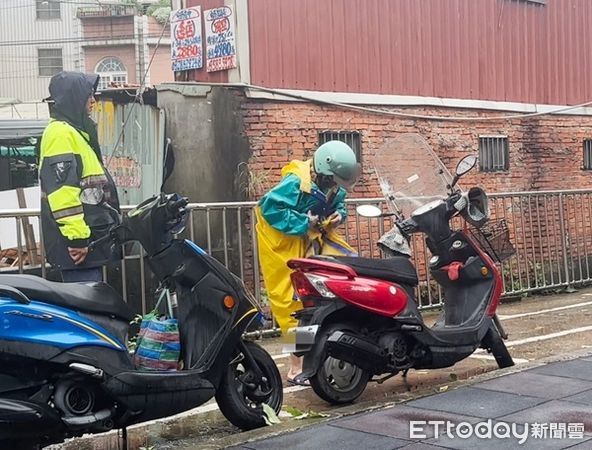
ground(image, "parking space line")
xmin=498 ymin=301 xmax=592 ymax=320
xmin=469 ymin=354 xmax=529 ymax=364
xmin=503 ymin=325 xmax=592 ymax=347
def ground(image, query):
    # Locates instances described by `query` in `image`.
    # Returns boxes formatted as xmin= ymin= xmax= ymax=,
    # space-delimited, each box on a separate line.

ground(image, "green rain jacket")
xmin=258 ymin=160 xmax=348 ymax=235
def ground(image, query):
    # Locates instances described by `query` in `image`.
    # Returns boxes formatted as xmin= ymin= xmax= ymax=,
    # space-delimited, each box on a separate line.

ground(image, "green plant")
xmin=284 ymin=405 xmax=330 ymax=420
xmin=238 ymin=162 xmax=272 ymax=200
xmin=526 ymin=261 xmax=546 ymax=287
xmin=259 ymin=287 xmax=270 ymax=307
xmin=127 ymin=314 xmax=143 ymax=352
xmin=150 ymin=5 xmax=172 ymax=24
xmin=262 ymin=403 xmax=281 ymax=426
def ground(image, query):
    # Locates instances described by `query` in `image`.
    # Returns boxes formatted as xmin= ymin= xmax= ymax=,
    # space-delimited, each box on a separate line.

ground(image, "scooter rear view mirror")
xmin=80 ymin=187 xmax=104 ymax=205
xmin=455 ymin=155 xmax=478 ymax=177
xmin=356 ymin=204 xmax=383 ymax=218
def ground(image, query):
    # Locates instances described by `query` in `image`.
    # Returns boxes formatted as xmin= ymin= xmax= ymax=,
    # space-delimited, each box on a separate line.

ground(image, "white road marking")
xmin=503 ymin=325 xmax=592 ymax=347
xmin=469 ymin=354 xmax=529 ymax=364
xmin=284 ymin=385 xmax=311 ymax=394
xmin=498 ymin=301 xmax=592 ymax=320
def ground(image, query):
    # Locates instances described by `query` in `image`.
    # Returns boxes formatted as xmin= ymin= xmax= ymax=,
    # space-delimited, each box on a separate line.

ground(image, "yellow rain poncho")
xmin=256 ymin=160 xmax=356 ymax=333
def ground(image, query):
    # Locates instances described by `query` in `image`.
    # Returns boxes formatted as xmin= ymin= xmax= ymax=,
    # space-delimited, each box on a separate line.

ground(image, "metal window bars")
xmin=479 ymin=136 xmax=509 ymax=172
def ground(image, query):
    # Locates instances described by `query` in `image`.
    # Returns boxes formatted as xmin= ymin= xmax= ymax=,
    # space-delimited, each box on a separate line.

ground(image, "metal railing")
xmin=0 ymin=102 xmax=48 ymax=120
xmin=2 ymin=189 xmax=592 ymax=330
xmin=77 ymin=5 xmax=137 ymax=18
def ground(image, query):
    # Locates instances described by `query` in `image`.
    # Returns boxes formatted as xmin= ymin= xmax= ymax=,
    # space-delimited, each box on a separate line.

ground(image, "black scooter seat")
xmin=0 ymin=275 xmax=134 ymax=321
xmin=313 ymin=256 xmax=419 ymax=286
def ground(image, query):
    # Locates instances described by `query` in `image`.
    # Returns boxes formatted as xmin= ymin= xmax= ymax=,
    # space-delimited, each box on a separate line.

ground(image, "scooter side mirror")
xmin=80 ymin=187 xmax=105 ymax=205
xmin=356 ymin=204 xmax=383 ymax=218
xmin=455 ymin=155 xmax=478 ymax=177
xmin=450 ymin=155 xmax=478 ymax=190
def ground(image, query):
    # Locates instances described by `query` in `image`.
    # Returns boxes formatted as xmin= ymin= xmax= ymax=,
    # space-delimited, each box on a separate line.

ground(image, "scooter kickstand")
xmin=402 ymin=369 xmax=411 ymax=392
xmin=374 ymin=371 xmax=397 ymax=385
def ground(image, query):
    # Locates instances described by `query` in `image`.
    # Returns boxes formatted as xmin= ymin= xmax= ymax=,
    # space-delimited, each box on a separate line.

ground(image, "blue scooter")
xmin=0 ymin=193 xmax=282 ymax=449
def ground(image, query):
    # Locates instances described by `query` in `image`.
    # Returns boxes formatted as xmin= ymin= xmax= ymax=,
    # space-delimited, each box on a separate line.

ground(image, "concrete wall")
xmin=156 ymin=84 xmax=251 ymax=274
xmin=157 ymin=84 xmax=251 ymax=202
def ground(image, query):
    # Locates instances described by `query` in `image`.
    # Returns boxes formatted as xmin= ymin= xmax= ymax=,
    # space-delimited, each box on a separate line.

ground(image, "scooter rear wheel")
xmin=310 ymin=355 xmax=370 ymax=405
xmin=216 ymin=340 xmax=283 ymax=430
xmin=309 ymin=324 xmax=370 ymax=405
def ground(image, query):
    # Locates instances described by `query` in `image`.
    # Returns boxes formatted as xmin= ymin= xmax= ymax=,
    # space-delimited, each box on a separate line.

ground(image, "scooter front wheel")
xmin=216 ymin=340 xmax=283 ymax=430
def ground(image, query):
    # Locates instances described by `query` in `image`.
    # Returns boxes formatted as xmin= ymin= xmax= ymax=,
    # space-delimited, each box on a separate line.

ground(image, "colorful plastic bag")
xmin=132 ymin=289 xmax=181 ymax=371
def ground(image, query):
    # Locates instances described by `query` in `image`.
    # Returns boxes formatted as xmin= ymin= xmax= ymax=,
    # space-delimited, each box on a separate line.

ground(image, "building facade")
xmin=78 ymin=3 xmax=173 ymax=90
xmin=0 ymin=0 xmax=84 ymax=102
xmin=0 ymin=1 xmax=173 ymax=104
xmin=171 ymin=0 xmax=592 ymax=197
xmin=152 ymin=0 xmax=592 ymax=289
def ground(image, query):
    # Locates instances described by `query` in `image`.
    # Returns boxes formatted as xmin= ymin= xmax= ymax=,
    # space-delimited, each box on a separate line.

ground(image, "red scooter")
xmin=288 ymin=136 xmax=515 ymax=404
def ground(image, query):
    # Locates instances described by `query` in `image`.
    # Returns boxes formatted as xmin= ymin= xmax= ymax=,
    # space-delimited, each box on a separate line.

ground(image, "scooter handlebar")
xmin=88 ymin=232 xmax=113 ymax=251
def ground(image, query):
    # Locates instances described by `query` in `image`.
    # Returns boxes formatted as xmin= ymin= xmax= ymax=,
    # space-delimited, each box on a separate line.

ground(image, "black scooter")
xmin=0 ymin=193 xmax=282 ymax=449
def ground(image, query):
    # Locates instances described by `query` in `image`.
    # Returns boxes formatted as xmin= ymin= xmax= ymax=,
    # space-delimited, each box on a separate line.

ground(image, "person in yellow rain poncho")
xmin=256 ymin=141 xmax=360 ymax=385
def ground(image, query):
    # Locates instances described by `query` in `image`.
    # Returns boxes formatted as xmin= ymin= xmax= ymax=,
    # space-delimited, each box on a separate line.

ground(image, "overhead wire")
xmin=0 ymin=33 xmax=169 ymax=47
xmin=237 ymin=84 xmax=592 ymax=122
xmin=4 ymin=0 xmax=112 ymax=11
xmin=104 ymin=12 xmax=171 ymax=169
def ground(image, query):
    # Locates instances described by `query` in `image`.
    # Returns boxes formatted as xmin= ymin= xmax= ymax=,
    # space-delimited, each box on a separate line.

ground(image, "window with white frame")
xmin=95 ymin=57 xmax=128 ymax=90
xmin=36 ymin=0 xmax=61 ymax=20
xmin=38 ymin=48 xmax=63 ymax=76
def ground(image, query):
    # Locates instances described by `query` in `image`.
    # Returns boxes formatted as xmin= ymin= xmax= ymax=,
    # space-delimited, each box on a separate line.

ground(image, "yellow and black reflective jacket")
xmin=39 ymin=72 xmax=121 ymax=270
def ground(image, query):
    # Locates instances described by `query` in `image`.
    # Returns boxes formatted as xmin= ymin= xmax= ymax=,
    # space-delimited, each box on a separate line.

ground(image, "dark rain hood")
xmin=48 ymin=71 xmax=102 ymax=158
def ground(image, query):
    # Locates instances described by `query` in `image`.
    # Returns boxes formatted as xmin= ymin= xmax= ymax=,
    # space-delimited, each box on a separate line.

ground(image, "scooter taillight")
xmin=290 ymin=272 xmax=336 ymax=303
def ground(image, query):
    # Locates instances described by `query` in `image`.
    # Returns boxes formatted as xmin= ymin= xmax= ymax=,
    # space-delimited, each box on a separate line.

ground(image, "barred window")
xmin=318 ymin=131 xmax=362 ymax=163
xmin=38 ymin=48 xmax=63 ymax=77
xmin=583 ymin=140 xmax=592 ymax=170
xmin=36 ymin=0 xmax=61 ymax=20
xmin=479 ymin=136 xmax=509 ymax=172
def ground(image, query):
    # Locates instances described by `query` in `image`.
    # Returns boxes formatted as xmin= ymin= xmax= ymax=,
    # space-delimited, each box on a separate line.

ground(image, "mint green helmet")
xmin=313 ymin=141 xmax=360 ymax=188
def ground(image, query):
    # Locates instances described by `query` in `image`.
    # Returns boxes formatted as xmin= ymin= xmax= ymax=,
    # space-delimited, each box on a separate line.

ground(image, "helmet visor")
xmin=333 ymin=163 xmax=361 ymax=190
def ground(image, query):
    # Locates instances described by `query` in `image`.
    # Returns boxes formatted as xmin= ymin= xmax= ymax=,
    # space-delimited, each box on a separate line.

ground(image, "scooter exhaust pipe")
xmin=325 ymin=330 xmax=388 ymax=372
xmin=61 ymin=408 xmax=113 ymax=429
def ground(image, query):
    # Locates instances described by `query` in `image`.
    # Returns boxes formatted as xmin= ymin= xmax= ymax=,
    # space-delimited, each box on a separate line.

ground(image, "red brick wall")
xmin=241 ymin=101 xmax=592 ymax=196
xmin=239 ymin=99 xmax=592 ymax=294
xmin=82 ymin=16 xmax=136 ymax=40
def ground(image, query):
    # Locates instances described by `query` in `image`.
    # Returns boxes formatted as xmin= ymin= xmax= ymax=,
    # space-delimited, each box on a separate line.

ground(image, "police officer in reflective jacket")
xmin=39 ymin=72 xmax=121 ymax=283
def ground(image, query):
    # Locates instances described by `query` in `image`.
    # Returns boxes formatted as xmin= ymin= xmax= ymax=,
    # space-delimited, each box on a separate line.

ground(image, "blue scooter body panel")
xmin=0 ymin=298 xmax=126 ymax=351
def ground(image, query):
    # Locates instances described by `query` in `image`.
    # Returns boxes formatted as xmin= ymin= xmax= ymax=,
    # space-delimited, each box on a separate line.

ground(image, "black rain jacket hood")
xmin=48 ymin=72 xmax=102 ymax=158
